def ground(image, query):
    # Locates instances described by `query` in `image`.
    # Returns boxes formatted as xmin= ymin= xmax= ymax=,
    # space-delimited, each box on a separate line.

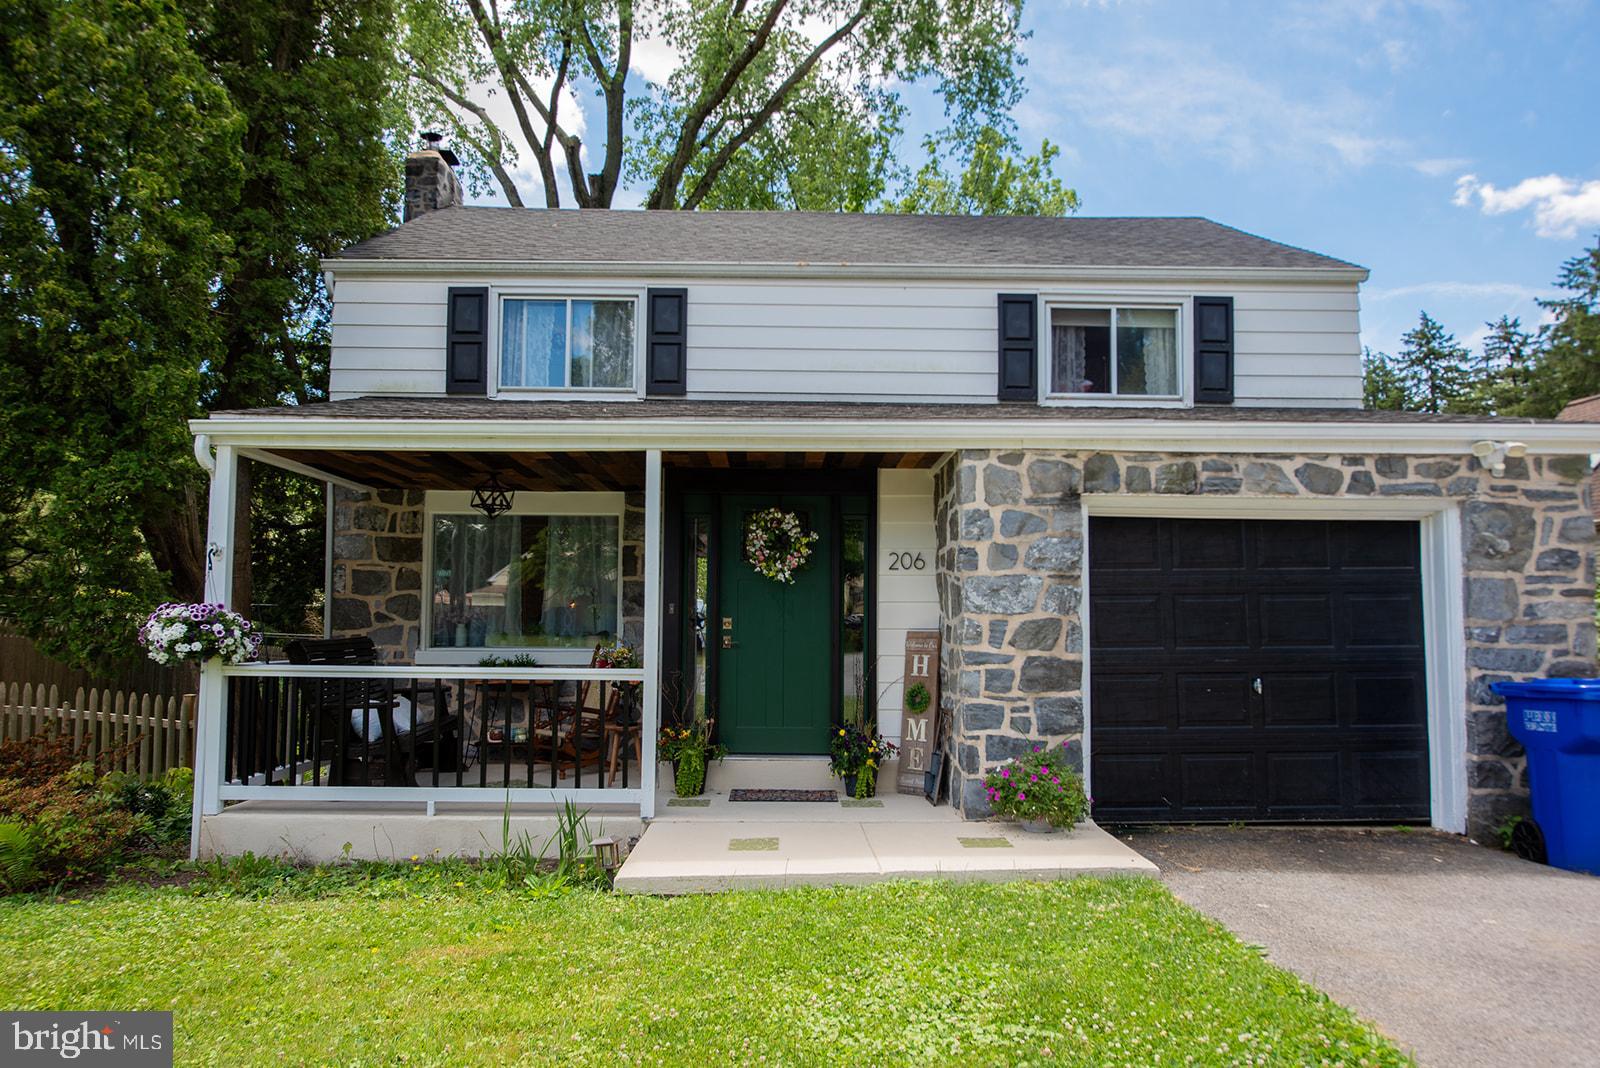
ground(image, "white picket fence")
xmin=1 ymin=681 xmax=196 ymax=779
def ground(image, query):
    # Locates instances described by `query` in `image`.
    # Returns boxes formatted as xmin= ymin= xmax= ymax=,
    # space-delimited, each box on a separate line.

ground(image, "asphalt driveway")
xmin=1125 ymin=826 xmax=1600 ymax=1067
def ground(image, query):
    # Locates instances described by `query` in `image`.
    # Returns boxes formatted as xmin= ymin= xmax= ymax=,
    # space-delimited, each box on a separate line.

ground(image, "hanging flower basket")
xmin=138 ymin=602 xmax=262 ymax=665
xmin=744 ymin=508 xmax=818 ymax=584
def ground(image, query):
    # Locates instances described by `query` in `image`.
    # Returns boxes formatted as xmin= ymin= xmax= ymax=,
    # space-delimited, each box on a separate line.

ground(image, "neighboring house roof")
xmin=332 ymin=208 xmax=1362 ymax=272
xmin=215 ymin=397 xmax=1584 ymax=424
xmin=1557 ymin=393 xmax=1600 ymax=423
xmin=1557 ymin=394 xmax=1600 ymax=524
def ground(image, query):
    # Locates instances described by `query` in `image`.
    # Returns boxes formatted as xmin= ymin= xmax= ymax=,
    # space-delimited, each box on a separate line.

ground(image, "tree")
xmin=401 ymin=0 xmax=1057 ymax=213
xmin=0 ymin=0 xmax=241 ymax=666
xmin=1362 ymin=348 xmax=1411 ymax=411
xmin=891 ymin=126 xmax=1080 ymax=216
xmin=1394 ymin=312 xmax=1473 ymax=414
xmin=174 ymin=0 xmax=401 ymax=632
xmin=1512 ymin=235 xmax=1600 ymax=418
xmin=1472 ymin=315 xmax=1539 ymax=416
xmin=0 ymin=0 xmax=401 ymax=667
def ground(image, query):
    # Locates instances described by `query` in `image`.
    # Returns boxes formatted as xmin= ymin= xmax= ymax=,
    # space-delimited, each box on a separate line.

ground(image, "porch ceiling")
xmin=267 ymin=449 xmax=647 ymax=491
xmin=664 ymin=451 xmax=942 ymax=470
xmin=260 ymin=448 xmax=942 ymax=491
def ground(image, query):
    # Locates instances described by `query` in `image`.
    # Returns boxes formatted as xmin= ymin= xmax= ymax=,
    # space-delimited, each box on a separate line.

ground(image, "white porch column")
xmin=189 ymin=441 xmax=238 ymax=859
xmin=639 ymin=448 xmax=663 ymax=818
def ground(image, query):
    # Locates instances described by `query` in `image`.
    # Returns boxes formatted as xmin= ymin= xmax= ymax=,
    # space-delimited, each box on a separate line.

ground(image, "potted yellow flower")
xmin=829 ymin=722 xmax=898 ymax=799
xmin=658 ymin=719 xmax=726 ymax=797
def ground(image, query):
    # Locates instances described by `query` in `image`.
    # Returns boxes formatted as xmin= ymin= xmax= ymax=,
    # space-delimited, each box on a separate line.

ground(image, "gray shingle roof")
xmin=332 ymin=208 xmax=1362 ymax=271
xmin=212 ymin=397 xmax=1566 ymax=425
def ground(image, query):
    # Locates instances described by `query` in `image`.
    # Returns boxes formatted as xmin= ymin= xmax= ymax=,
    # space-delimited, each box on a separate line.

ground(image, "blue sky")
xmin=998 ymin=0 xmax=1600 ymax=358
xmin=467 ymin=0 xmax=1599 ymax=359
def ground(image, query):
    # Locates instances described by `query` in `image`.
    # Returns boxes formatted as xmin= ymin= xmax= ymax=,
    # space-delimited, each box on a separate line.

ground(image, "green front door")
xmin=717 ymin=493 xmax=833 ymax=754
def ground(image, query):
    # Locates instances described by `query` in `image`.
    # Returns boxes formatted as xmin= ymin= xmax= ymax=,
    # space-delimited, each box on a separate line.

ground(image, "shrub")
xmin=0 ymin=732 xmax=189 ymax=893
xmin=0 ymin=819 xmax=40 ymax=893
xmin=983 ymin=742 xmax=1089 ymax=829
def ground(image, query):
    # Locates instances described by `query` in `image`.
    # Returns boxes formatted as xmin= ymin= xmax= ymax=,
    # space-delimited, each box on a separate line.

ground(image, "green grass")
xmin=0 ymin=869 xmax=1409 ymax=1066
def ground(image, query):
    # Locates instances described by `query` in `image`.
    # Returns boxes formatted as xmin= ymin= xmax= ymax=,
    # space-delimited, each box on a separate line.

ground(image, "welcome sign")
xmin=897 ymin=630 xmax=941 ymax=795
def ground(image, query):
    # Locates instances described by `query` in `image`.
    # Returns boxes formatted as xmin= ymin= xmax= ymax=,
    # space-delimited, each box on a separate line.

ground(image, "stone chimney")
xmin=403 ymin=132 xmax=462 ymax=222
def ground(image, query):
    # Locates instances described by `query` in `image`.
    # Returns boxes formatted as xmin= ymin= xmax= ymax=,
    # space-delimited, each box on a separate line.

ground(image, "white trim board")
xmin=1079 ymin=495 xmax=1468 ymax=833
xmin=193 ymin=414 xmax=1600 ymax=457
xmin=322 ymin=259 xmax=1371 ymax=286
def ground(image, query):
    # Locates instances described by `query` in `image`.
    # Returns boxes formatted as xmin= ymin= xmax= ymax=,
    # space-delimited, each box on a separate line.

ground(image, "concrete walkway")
xmin=1132 ymin=825 xmax=1600 ymax=1068
xmin=616 ymin=813 xmax=1154 ymax=893
xmin=615 ymin=758 xmax=1155 ymax=892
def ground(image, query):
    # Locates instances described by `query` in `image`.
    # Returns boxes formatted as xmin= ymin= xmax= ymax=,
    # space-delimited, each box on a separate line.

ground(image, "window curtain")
xmin=534 ymin=516 xmax=619 ymax=642
xmin=1116 ymin=310 xmax=1178 ymax=396
xmin=501 ymin=300 xmax=566 ymax=388
xmin=430 ymin=514 xmax=619 ymax=648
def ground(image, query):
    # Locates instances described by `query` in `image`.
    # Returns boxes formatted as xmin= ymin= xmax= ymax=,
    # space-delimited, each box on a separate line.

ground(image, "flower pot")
xmin=840 ymin=773 xmax=877 ymax=799
xmin=1018 ymin=817 xmax=1055 ymax=834
xmin=674 ymin=751 xmax=707 ymax=797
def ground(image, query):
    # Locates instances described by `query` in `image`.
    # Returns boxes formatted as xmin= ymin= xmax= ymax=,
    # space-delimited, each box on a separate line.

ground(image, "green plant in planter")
xmin=829 ymin=723 xmax=898 ymax=798
xmin=983 ymin=742 xmax=1088 ymax=829
xmin=904 ymin=682 xmax=931 ymax=715
xmin=658 ymin=720 xmax=726 ymax=797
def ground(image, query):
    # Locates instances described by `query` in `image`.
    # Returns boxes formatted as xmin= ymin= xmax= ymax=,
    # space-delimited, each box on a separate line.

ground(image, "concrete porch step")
xmin=706 ymin=756 xmax=838 ymax=792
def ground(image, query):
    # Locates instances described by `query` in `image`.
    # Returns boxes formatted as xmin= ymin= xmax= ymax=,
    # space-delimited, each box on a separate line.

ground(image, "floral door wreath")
xmin=744 ymin=507 xmax=819 ymax=584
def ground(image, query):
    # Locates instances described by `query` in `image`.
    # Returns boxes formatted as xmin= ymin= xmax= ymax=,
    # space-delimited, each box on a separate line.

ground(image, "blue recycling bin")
xmin=1491 ymin=678 xmax=1600 ymax=874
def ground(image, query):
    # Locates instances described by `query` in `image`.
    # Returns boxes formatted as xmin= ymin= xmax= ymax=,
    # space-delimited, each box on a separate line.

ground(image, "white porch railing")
xmin=207 ymin=664 xmax=654 ymax=809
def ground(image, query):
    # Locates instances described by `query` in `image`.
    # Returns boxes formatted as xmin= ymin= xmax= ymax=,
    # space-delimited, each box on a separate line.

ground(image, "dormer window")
xmin=1048 ymin=305 xmax=1179 ymax=398
xmin=500 ymin=297 xmax=636 ymax=391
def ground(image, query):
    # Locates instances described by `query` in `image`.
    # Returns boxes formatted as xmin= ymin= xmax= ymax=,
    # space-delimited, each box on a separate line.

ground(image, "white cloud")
xmin=629 ymin=32 xmax=684 ymax=85
xmin=1411 ymin=156 xmax=1470 ymax=177
xmin=1453 ymin=172 xmax=1600 ymax=239
xmin=1025 ymin=39 xmax=1400 ymax=170
xmin=1363 ymin=281 xmax=1547 ymax=303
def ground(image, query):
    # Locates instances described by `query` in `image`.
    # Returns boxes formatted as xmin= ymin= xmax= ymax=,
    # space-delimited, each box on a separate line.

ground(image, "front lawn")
xmin=0 ymin=870 xmax=1407 ymax=1066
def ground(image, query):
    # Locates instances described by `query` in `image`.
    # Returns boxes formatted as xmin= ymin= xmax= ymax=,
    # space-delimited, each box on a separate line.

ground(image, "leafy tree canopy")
xmin=402 ymin=0 xmax=1074 ymax=214
xmin=0 ymin=0 xmax=401 ymax=668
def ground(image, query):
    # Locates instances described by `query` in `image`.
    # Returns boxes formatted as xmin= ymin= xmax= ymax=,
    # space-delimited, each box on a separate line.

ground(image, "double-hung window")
xmin=500 ymin=297 xmax=636 ymax=391
xmin=1049 ymin=305 xmax=1180 ymax=398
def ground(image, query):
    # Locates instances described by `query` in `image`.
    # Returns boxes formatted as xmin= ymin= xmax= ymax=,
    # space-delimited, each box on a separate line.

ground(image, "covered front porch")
xmin=186 ymin=404 xmax=951 ymax=861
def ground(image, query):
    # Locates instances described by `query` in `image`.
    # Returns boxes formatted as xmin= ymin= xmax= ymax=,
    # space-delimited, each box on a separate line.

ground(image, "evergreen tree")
xmin=1475 ymin=315 xmax=1540 ymax=416
xmin=1362 ymin=348 xmax=1412 ymax=411
xmin=1394 ymin=312 xmax=1473 ymax=414
xmin=1514 ymin=235 xmax=1600 ymax=417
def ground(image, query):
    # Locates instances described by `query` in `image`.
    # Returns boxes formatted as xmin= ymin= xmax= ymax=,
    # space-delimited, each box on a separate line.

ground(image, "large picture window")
xmin=1050 ymin=305 xmax=1179 ymax=397
xmin=428 ymin=511 xmax=621 ymax=652
xmin=500 ymin=297 xmax=635 ymax=390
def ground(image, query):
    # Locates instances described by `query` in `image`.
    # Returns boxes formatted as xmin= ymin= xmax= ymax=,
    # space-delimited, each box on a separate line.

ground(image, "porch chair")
xmin=285 ymin=637 xmax=460 ymax=787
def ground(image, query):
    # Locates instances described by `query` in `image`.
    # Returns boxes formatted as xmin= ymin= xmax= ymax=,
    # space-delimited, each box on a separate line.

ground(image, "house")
xmin=1557 ymin=393 xmax=1600 ymax=527
xmin=187 ymin=144 xmax=1599 ymax=860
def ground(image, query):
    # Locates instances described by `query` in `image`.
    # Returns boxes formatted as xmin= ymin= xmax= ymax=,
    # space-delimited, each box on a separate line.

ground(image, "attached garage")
xmin=1088 ymin=515 xmax=1431 ymax=823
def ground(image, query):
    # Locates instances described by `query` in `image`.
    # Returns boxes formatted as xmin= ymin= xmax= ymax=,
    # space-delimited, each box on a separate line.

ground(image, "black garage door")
xmin=1089 ymin=516 xmax=1430 ymax=822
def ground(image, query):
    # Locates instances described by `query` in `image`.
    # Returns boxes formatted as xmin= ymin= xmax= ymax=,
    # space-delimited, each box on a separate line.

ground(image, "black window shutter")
xmin=646 ymin=288 xmax=688 ymax=396
xmin=445 ymin=287 xmax=489 ymax=395
xmin=996 ymin=293 xmax=1038 ymax=402
xmin=1192 ymin=296 xmax=1234 ymax=405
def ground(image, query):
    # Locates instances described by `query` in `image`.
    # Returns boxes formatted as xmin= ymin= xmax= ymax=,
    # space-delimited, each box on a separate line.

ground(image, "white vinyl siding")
xmin=875 ymin=468 xmax=940 ymax=747
xmin=328 ymin=275 xmax=1364 ymax=407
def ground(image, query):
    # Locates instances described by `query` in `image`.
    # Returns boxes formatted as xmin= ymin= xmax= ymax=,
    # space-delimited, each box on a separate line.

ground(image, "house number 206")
xmin=888 ymin=551 xmax=926 ymax=571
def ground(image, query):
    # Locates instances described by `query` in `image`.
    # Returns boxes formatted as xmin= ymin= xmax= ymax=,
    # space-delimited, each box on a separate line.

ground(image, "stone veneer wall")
xmin=329 ymin=487 xmax=646 ymax=663
xmin=934 ymin=449 xmax=1596 ymax=838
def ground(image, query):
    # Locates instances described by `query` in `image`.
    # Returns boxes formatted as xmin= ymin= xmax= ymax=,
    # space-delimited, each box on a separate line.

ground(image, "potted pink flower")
xmin=983 ymin=741 xmax=1088 ymax=832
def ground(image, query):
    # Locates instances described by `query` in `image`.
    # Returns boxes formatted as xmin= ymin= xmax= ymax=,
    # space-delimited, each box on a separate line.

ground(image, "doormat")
xmin=727 ymin=788 xmax=839 ymax=802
